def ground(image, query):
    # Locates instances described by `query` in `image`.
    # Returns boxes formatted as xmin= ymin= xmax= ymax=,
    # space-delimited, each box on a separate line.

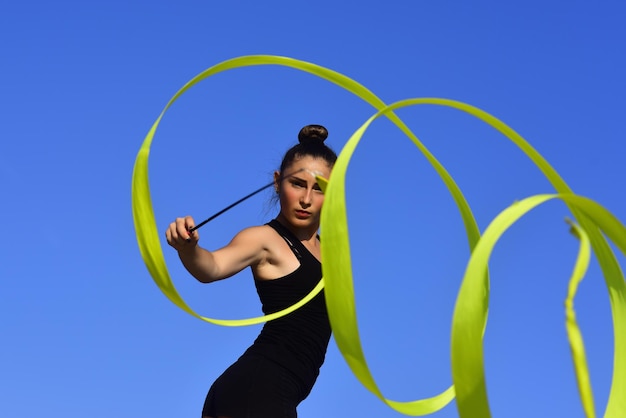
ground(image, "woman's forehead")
xmin=285 ymin=156 xmax=331 ymax=175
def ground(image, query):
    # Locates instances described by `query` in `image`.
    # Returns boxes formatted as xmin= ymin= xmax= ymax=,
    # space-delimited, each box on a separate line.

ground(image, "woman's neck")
xmin=275 ymin=214 xmax=319 ymax=243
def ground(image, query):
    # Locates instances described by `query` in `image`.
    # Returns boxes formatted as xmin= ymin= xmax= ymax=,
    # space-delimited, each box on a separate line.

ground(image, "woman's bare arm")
xmin=166 ymin=216 xmax=268 ymax=283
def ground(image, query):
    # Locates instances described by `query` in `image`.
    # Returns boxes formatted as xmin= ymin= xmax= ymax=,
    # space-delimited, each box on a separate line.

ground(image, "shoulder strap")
xmin=267 ymin=219 xmax=303 ymax=260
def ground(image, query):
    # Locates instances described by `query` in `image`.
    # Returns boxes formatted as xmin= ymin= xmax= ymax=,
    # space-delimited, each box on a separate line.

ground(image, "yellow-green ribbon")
xmin=132 ymin=55 xmax=626 ymax=417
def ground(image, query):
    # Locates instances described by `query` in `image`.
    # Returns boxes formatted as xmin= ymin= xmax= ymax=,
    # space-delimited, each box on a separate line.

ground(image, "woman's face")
xmin=275 ymin=156 xmax=332 ymax=230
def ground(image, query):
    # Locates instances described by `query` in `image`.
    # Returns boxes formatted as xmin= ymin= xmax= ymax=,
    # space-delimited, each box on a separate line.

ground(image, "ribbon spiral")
xmin=132 ymin=55 xmax=626 ymax=417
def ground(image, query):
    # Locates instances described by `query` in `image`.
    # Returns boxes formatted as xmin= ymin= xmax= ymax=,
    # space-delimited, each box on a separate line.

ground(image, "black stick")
xmin=188 ymin=181 xmax=274 ymax=233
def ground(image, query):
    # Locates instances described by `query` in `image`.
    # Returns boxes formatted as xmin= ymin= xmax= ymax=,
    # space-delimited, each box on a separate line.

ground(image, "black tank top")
xmin=244 ymin=219 xmax=331 ymax=388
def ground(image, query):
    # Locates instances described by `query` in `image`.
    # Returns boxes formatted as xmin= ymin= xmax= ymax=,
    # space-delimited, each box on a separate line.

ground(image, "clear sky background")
xmin=2 ymin=1 xmax=625 ymax=417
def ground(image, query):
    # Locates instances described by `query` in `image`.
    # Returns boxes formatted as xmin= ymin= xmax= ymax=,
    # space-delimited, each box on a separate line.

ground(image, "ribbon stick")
xmin=188 ymin=182 xmax=274 ymax=233
xmin=132 ymin=55 xmax=626 ymax=417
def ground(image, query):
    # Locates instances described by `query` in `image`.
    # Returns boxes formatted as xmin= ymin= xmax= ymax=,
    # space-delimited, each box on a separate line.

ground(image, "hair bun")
xmin=298 ymin=124 xmax=328 ymax=145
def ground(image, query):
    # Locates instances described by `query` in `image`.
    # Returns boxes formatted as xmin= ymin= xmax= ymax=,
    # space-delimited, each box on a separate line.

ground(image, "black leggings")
xmin=202 ymin=354 xmax=309 ymax=418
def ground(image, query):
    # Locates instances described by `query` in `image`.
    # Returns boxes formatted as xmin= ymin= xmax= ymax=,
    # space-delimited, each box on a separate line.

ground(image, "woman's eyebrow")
xmin=286 ymin=171 xmax=311 ymax=181
xmin=289 ymin=175 xmax=308 ymax=183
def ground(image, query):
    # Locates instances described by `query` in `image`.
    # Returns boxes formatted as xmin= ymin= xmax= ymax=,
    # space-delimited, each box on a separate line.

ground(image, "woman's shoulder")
xmin=227 ymin=222 xmax=298 ymax=277
xmin=230 ymin=223 xmax=279 ymax=247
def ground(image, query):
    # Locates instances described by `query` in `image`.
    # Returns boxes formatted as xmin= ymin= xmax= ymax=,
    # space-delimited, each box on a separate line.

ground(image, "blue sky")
xmin=1 ymin=1 xmax=625 ymax=417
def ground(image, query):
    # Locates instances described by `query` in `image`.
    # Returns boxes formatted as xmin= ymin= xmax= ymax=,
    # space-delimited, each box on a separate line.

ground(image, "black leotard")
xmin=201 ymin=219 xmax=331 ymax=418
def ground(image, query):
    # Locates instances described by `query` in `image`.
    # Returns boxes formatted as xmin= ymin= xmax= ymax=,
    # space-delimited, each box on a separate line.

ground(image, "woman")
xmin=166 ymin=125 xmax=336 ymax=418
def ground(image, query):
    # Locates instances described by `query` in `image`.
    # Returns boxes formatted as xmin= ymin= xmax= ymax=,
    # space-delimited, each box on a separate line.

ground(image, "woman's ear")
xmin=273 ymin=171 xmax=281 ymax=193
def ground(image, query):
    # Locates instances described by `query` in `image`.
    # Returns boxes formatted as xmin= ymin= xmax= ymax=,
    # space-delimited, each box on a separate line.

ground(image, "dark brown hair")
xmin=279 ymin=125 xmax=337 ymax=175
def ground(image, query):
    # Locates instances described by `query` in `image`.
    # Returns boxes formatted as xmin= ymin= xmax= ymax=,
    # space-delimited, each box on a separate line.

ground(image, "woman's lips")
xmin=295 ymin=210 xmax=311 ymax=218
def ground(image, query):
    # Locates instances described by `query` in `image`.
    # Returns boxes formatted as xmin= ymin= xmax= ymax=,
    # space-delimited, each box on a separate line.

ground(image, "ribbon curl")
xmin=132 ymin=55 xmax=626 ymax=417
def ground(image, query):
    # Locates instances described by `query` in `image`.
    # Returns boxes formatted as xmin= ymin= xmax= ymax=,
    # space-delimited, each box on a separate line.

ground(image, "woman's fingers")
xmin=166 ymin=216 xmax=199 ymax=249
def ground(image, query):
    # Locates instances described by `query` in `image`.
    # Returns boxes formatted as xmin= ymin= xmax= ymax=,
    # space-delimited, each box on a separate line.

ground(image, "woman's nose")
xmin=300 ymin=188 xmax=313 ymax=207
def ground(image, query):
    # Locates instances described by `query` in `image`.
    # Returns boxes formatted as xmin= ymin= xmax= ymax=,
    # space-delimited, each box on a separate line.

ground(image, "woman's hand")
xmin=165 ymin=216 xmax=199 ymax=252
